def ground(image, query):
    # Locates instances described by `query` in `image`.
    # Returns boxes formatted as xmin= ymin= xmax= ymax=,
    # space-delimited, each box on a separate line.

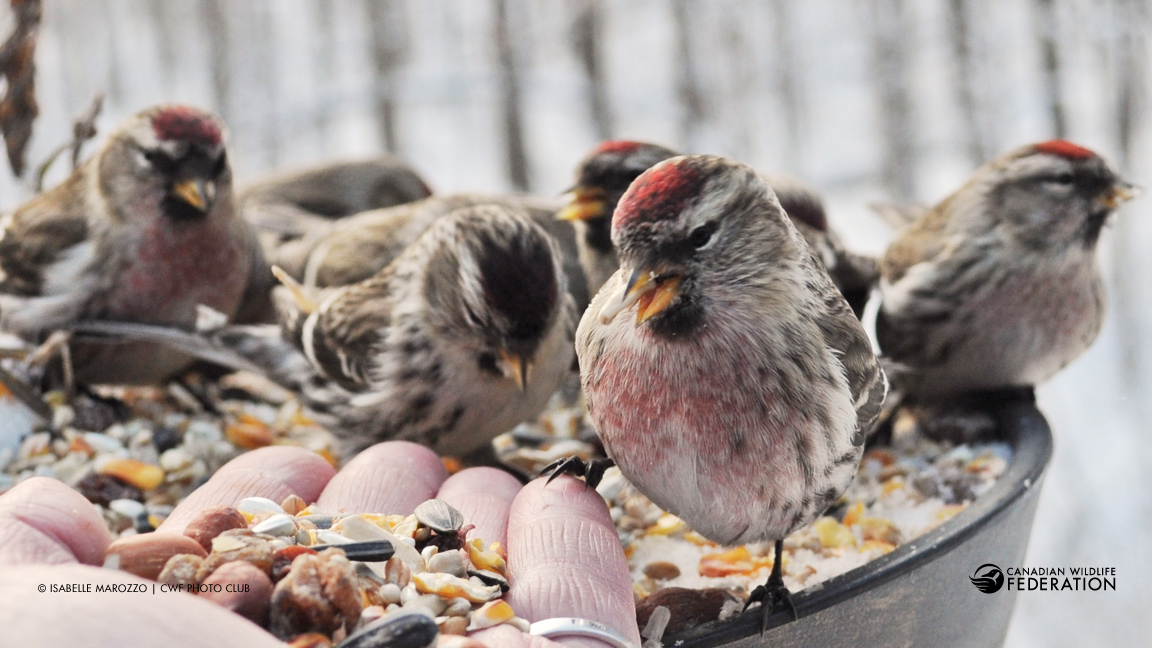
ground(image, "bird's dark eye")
xmin=143 ymin=149 xmax=176 ymax=173
xmin=689 ymin=222 xmax=718 ymax=249
xmin=1053 ymin=173 xmax=1075 ymax=185
xmin=212 ymin=151 xmax=228 ymax=176
xmin=477 ymin=351 xmax=500 ymax=376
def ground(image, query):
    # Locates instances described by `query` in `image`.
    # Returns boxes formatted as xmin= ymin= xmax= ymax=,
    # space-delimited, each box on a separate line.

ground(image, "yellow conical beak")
xmin=1101 ymin=181 xmax=1141 ymax=210
xmin=558 ymin=187 xmax=607 ymax=221
xmin=171 ymin=178 xmax=215 ymax=212
xmin=498 ymin=350 xmax=530 ymax=392
xmin=598 ymin=266 xmax=682 ymax=325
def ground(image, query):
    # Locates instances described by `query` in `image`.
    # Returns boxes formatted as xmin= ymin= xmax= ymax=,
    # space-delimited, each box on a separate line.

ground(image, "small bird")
xmin=234 ymin=156 xmax=434 ymax=324
xmin=265 ymin=204 xmax=577 ymax=458
xmin=552 ymin=155 xmax=887 ymax=626
xmin=760 ymin=173 xmax=879 ymax=317
xmin=273 ymin=192 xmax=590 ymax=313
xmin=877 ymin=140 xmax=1138 ymax=401
xmin=0 ymin=104 xmax=256 ymax=385
xmin=559 ymin=141 xmax=680 ymax=293
xmin=239 ymin=155 xmax=433 ymax=245
xmin=560 ymin=141 xmax=879 ymax=315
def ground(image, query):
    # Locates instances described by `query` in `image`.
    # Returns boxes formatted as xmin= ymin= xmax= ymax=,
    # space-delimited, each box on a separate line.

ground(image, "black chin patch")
xmin=645 ymin=290 xmax=705 ymax=339
xmin=162 ymin=196 xmax=210 ymax=221
xmin=1083 ymin=209 xmax=1110 ymax=247
xmin=584 ymin=215 xmax=614 ymax=253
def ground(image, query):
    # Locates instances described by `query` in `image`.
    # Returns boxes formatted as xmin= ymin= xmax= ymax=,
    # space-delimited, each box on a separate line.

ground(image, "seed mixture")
xmin=497 ymin=401 xmax=1012 ymax=633
xmin=1 ymin=367 xmax=1012 ymax=641
xmin=103 ymin=493 xmax=514 ymax=646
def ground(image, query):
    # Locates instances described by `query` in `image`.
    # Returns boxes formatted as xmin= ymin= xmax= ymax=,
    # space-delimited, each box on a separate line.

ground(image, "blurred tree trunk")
xmin=256 ymin=2 xmax=279 ymax=166
xmin=770 ymin=0 xmax=804 ymax=171
xmin=364 ymin=0 xmax=407 ymax=153
xmin=570 ymin=0 xmax=612 ymax=141
xmin=1110 ymin=0 xmax=1147 ymax=394
xmin=494 ymin=0 xmax=529 ymax=191
xmin=311 ymin=0 xmax=337 ymax=146
xmin=722 ymin=3 xmax=754 ymax=162
xmin=198 ymin=0 xmax=231 ymax=125
xmin=100 ymin=0 xmax=125 ymax=107
xmin=946 ymin=0 xmax=990 ymax=165
xmin=1033 ymin=0 xmax=1067 ymax=138
xmin=145 ymin=0 xmax=176 ymax=96
xmin=671 ymin=0 xmax=705 ymax=151
xmin=870 ymin=0 xmax=916 ymax=201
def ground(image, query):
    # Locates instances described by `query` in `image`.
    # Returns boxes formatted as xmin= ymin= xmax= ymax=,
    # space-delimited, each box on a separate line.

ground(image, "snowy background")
xmin=2 ymin=1 xmax=1150 ymax=646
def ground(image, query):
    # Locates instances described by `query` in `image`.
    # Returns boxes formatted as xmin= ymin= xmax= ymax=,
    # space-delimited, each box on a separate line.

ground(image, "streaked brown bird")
xmin=0 ymin=104 xmax=257 ymax=385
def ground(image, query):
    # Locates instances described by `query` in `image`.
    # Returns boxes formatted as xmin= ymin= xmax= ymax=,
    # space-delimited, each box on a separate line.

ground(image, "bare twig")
xmin=70 ymin=91 xmax=103 ymax=168
xmin=0 ymin=0 xmax=42 ymax=177
xmin=32 ymin=91 xmax=104 ymax=192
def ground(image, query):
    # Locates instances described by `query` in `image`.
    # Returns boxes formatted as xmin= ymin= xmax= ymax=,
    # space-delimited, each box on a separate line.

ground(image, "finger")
xmin=436 ymin=467 xmax=522 ymax=547
xmin=501 ymin=476 xmax=640 ymax=648
xmin=1 ymin=564 xmax=281 ymax=647
xmin=317 ymin=441 xmax=449 ymax=514
xmin=160 ymin=446 xmax=336 ymax=534
xmin=0 ymin=477 xmax=111 ymax=567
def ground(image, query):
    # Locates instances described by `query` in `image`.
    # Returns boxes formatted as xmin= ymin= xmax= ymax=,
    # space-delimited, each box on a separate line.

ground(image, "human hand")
xmin=0 ymin=442 xmax=641 ymax=648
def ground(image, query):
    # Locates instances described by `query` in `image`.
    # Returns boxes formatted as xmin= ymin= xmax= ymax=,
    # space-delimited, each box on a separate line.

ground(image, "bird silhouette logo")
xmin=970 ymin=563 xmax=1005 ymax=593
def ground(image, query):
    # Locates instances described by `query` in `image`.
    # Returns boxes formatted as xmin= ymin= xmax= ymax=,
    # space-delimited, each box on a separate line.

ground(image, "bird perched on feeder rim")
xmin=548 ymin=154 xmax=887 ymax=628
xmin=877 ymin=140 xmax=1138 ymax=408
xmin=0 ymin=104 xmax=257 ymax=385
xmin=559 ymin=140 xmax=879 ymax=315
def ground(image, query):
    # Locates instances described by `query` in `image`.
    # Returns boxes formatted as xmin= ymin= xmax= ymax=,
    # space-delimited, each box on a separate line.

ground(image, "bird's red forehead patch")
xmin=613 ymin=159 xmax=703 ymax=230
xmin=594 ymin=140 xmax=643 ymax=155
xmin=152 ymin=107 xmax=222 ymax=146
xmin=1033 ymin=140 xmax=1096 ymax=160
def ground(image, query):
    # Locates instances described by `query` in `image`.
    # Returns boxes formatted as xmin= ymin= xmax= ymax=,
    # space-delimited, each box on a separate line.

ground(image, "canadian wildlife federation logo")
xmin=970 ymin=563 xmax=1005 ymax=593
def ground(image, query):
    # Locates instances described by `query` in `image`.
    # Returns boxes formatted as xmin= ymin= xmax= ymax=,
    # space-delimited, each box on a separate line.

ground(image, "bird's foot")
xmin=743 ymin=539 xmax=797 ymax=633
xmin=24 ymin=330 xmax=75 ymax=396
xmin=539 ymin=456 xmax=614 ymax=490
xmin=744 ymin=579 xmax=797 ymax=633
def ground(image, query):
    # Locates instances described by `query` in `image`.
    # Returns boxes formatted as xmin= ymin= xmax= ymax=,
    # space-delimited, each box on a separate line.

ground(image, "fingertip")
xmin=516 ymin=475 xmax=614 ymax=525
xmin=437 ymin=467 xmax=522 ymax=546
xmin=0 ymin=476 xmax=111 ymax=566
xmin=161 ymin=446 xmax=335 ymax=533
xmin=317 ymin=441 xmax=449 ymax=514
xmin=505 ymin=476 xmax=639 ymax=646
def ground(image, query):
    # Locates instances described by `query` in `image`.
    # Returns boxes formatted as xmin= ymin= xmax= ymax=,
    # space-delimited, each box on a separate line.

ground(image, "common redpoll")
xmin=560 ymin=141 xmax=878 ymax=314
xmin=234 ymin=156 xmax=433 ymax=324
xmin=273 ymin=193 xmax=590 ymax=312
xmin=0 ymin=105 xmax=256 ymax=384
xmin=239 ymin=155 xmax=432 ymax=244
xmin=257 ymin=204 xmax=577 ymax=458
xmin=761 ymin=172 xmax=879 ymax=317
xmin=878 ymin=140 xmax=1138 ymax=401
xmin=551 ymin=155 xmax=887 ymax=625
xmin=558 ymin=141 xmax=679 ymax=293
